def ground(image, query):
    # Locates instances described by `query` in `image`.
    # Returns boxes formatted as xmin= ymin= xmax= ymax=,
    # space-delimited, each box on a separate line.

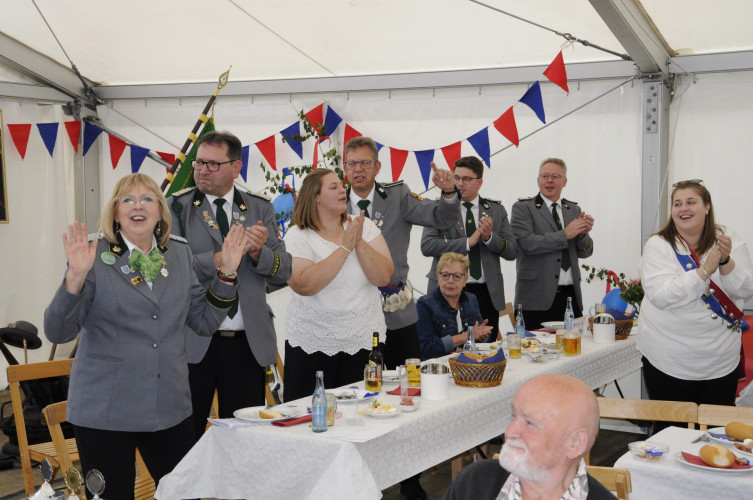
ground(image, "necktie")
xmin=551 ymin=202 xmax=571 ymax=272
xmin=128 ymin=248 xmax=164 ymax=283
xmin=463 ymin=202 xmax=482 ymax=279
xmin=357 ymin=199 xmax=371 ymax=218
xmin=214 ymin=198 xmax=230 ymax=239
xmin=213 ymin=198 xmax=237 ymax=317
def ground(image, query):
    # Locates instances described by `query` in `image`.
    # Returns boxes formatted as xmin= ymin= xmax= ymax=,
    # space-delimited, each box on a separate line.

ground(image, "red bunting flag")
xmin=256 ymin=135 xmax=277 ymax=171
xmin=441 ymin=142 xmax=462 ymax=170
xmin=156 ymin=151 xmax=176 ymax=167
xmin=389 ymin=148 xmax=409 ymax=181
xmin=343 ymin=124 xmax=362 ymax=151
xmin=7 ymin=124 xmax=32 ymax=159
xmin=493 ymin=107 xmax=519 ymax=147
xmin=304 ymin=104 xmax=325 ymax=136
xmin=543 ymin=51 xmax=569 ymax=94
xmin=108 ymin=134 xmax=127 ymax=169
xmin=64 ymin=121 xmax=82 ymax=154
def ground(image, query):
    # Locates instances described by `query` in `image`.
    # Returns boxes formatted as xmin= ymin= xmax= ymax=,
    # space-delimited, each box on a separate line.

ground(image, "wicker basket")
xmin=448 ymin=357 xmax=507 ymax=388
xmin=588 ymin=317 xmax=634 ymax=340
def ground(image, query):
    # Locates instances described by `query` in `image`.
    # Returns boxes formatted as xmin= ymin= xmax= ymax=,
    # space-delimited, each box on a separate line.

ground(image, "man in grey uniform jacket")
xmin=169 ymin=131 xmax=292 ymax=441
xmin=510 ymin=158 xmax=594 ymax=330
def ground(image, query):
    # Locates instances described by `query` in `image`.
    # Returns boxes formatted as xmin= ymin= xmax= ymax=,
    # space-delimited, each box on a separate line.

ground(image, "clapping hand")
xmin=472 ymin=319 xmax=492 ymax=341
xmin=717 ymin=234 xmax=732 ymax=263
xmin=343 ymin=212 xmax=365 ymax=251
xmin=478 ymin=216 xmax=493 ymax=241
xmin=219 ymin=224 xmax=251 ymax=275
xmin=62 ymin=221 xmax=98 ymax=293
xmin=245 ymin=221 xmax=269 ymax=261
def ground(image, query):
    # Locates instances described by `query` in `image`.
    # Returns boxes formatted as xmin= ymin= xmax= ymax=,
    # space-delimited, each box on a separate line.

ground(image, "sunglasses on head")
xmin=672 ymin=179 xmax=703 ymax=188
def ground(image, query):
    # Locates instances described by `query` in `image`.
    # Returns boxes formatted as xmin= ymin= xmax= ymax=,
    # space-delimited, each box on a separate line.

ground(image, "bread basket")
xmin=448 ymin=357 xmax=507 ymax=388
xmin=588 ymin=317 xmax=634 ymax=340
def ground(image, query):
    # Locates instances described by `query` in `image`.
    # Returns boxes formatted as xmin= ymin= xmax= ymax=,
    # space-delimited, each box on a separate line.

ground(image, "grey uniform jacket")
xmin=43 ymin=235 xmax=238 ymax=432
xmin=510 ymin=193 xmax=593 ymax=311
xmin=168 ymin=186 xmax=292 ymax=366
xmin=346 ymin=181 xmax=459 ymax=330
xmin=421 ymin=197 xmax=518 ymax=310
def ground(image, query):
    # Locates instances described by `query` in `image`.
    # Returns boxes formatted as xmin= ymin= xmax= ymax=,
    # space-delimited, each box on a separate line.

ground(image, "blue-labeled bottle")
xmin=312 ymin=371 xmax=327 ymax=433
xmin=564 ymin=297 xmax=574 ymax=331
xmin=515 ymin=304 xmax=526 ymax=336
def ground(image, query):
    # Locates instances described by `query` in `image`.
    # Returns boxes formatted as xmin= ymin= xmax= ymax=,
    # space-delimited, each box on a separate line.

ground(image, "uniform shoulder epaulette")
xmin=562 ymin=198 xmax=579 ymax=205
xmin=247 ymin=191 xmax=271 ymax=201
xmin=484 ymin=198 xmax=502 ymax=204
xmin=171 ymin=187 xmax=196 ymax=197
xmin=382 ymin=180 xmax=404 ymax=188
xmin=169 ymin=234 xmax=188 ymax=244
xmin=88 ymin=233 xmax=104 ymax=242
xmin=517 ymin=196 xmax=534 ymax=201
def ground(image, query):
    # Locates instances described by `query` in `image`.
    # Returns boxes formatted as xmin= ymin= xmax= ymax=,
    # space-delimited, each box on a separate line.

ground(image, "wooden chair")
xmin=698 ymin=404 xmax=753 ymax=430
xmin=43 ymin=401 xmax=156 ymax=500
xmin=497 ymin=302 xmax=515 ymax=341
xmin=7 ymin=358 xmax=75 ymax=495
xmin=264 ymin=348 xmax=285 ymax=405
xmin=587 ymin=465 xmax=632 ymax=500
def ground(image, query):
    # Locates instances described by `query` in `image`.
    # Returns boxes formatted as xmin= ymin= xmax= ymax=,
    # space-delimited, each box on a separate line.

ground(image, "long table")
xmin=156 ymin=335 xmax=642 ymax=499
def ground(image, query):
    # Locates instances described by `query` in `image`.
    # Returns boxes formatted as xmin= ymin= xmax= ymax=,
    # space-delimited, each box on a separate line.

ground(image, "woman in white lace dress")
xmin=282 ymin=169 xmax=393 ymax=401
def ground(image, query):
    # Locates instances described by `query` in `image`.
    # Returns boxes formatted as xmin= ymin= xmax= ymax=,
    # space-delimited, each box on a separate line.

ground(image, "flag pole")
xmin=160 ymin=67 xmax=231 ymax=192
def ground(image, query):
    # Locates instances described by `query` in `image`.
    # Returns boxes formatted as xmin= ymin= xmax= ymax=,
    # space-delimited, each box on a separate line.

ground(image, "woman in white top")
xmin=638 ymin=179 xmax=753 ymax=406
xmin=283 ymin=169 xmax=393 ymax=401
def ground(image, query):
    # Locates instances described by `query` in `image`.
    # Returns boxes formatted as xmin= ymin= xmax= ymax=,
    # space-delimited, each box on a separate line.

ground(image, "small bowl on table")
xmin=628 ymin=441 xmax=669 ymax=462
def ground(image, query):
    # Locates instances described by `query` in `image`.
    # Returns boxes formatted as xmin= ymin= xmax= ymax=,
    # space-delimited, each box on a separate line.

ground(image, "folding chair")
xmin=587 ymin=465 xmax=632 ymax=500
xmin=698 ymin=404 xmax=753 ymax=430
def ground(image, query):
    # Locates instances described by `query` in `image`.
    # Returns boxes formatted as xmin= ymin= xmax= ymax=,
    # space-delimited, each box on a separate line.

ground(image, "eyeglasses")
xmin=539 ymin=174 xmax=564 ymax=181
xmin=453 ymin=175 xmax=478 ymax=183
xmin=191 ymin=159 xmax=235 ymax=172
xmin=439 ymin=272 xmax=465 ymax=282
xmin=119 ymin=195 xmax=157 ymax=207
xmin=344 ymin=159 xmax=375 ymax=169
xmin=672 ymin=179 xmax=703 ymax=187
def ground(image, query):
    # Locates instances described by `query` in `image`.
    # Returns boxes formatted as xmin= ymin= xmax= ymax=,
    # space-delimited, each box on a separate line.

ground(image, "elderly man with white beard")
xmin=443 ymin=374 xmax=613 ymax=500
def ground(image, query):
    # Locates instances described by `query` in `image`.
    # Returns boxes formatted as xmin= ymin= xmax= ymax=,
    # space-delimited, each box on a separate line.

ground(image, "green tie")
xmin=551 ymin=202 xmax=571 ymax=272
xmin=357 ymin=199 xmax=370 ymax=218
xmin=128 ymin=248 xmax=164 ymax=283
xmin=463 ymin=202 xmax=482 ymax=279
xmin=214 ymin=198 xmax=230 ymax=239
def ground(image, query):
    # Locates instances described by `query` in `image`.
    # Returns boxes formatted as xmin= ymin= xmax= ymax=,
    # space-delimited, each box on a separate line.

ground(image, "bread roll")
xmin=726 ymin=422 xmax=753 ymax=441
xmin=259 ymin=409 xmax=282 ymax=419
xmin=699 ymin=444 xmax=735 ymax=468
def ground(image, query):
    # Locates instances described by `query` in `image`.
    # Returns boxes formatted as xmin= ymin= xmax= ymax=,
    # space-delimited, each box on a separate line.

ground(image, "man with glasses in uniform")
xmin=421 ymin=156 xmax=517 ymax=341
xmin=510 ymin=158 xmax=594 ymax=330
xmin=168 ymin=131 xmax=291 ymax=442
xmin=344 ymin=136 xmax=459 ymax=500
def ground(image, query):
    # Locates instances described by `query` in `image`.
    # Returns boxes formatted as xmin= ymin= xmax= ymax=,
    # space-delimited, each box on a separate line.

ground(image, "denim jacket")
xmin=416 ymin=287 xmax=484 ymax=361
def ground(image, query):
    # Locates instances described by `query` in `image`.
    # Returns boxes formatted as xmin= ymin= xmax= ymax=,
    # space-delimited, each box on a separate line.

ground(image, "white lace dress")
xmin=284 ymin=218 xmax=387 ymax=355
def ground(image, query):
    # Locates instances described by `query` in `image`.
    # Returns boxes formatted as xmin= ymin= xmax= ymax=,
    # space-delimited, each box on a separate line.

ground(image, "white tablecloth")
xmin=614 ymin=426 xmax=753 ymax=500
xmin=156 ymin=335 xmax=641 ymax=499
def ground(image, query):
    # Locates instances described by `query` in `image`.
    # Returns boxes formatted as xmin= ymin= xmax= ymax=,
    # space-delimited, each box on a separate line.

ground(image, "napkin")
xmin=207 ymin=418 xmax=256 ymax=429
xmin=456 ymin=349 xmax=505 ymax=364
xmin=272 ymin=414 xmax=312 ymax=427
xmin=386 ymin=386 xmax=421 ymax=396
xmin=681 ymin=451 xmax=752 ymax=469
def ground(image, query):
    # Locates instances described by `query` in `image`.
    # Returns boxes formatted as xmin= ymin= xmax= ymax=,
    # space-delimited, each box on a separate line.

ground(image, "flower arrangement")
xmin=581 ymin=265 xmax=644 ymax=313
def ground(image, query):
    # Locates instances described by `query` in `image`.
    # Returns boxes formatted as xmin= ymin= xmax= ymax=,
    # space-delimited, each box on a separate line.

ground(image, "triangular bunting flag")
xmin=375 ymin=141 xmax=384 ymax=152
xmin=467 ymin=129 xmax=491 ymax=168
xmin=156 ymin=151 xmax=176 ymax=166
xmin=7 ymin=124 xmax=32 ymax=160
xmin=166 ymin=116 xmax=214 ymax=197
xmin=493 ymin=107 xmax=520 ymax=147
xmin=414 ymin=150 xmax=435 ymax=190
xmin=304 ymin=104 xmax=325 ymax=136
xmin=389 ymin=148 xmax=409 ymax=182
xmin=82 ymin=122 xmax=103 ymax=156
xmin=519 ymin=81 xmax=546 ymax=124
xmin=343 ymin=123 xmax=362 ymax=149
xmin=322 ymin=106 xmax=343 ymax=137
xmin=256 ymin=135 xmax=277 ymax=171
xmin=108 ymin=134 xmax=127 ymax=169
xmin=130 ymin=144 xmax=150 ymax=174
xmin=544 ymin=51 xmax=569 ymax=94
xmin=441 ymin=142 xmax=461 ymax=170
xmin=64 ymin=121 xmax=82 ymax=154
xmin=241 ymin=145 xmax=249 ymax=182
xmin=36 ymin=123 xmax=59 ymax=157
xmin=280 ymin=122 xmax=303 ymax=159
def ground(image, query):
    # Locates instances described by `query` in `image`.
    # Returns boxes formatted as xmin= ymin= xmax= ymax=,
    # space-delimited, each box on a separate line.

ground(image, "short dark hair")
xmin=344 ymin=137 xmax=379 ymax=162
xmin=454 ymin=156 xmax=484 ymax=179
xmin=196 ymin=130 xmax=242 ymax=161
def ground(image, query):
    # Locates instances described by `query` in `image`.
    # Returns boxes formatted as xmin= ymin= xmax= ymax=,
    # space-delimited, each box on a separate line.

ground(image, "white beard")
xmin=498 ymin=439 xmax=550 ymax=483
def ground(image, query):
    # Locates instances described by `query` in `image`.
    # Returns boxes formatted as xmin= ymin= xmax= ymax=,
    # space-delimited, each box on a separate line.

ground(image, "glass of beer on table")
xmin=406 ymin=358 xmax=421 ymax=387
xmin=364 ymin=363 xmax=382 ymax=392
xmin=507 ymin=333 xmax=521 ymax=359
xmin=564 ymin=329 xmax=581 ymax=356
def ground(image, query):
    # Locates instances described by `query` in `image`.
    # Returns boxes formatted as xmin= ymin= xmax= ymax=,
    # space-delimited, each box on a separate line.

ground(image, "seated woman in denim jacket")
xmin=416 ymin=252 xmax=492 ymax=360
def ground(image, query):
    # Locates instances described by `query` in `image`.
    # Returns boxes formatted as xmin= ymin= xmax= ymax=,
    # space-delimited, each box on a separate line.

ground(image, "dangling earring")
xmin=155 ymin=221 xmax=162 ymax=237
xmin=114 ymin=220 xmax=121 ymax=233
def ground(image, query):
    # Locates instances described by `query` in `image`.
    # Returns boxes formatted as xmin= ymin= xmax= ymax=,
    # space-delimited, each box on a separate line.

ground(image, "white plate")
xmin=706 ymin=427 xmax=743 ymax=444
xmin=675 ymin=451 xmax=753 ymax=473
xmin=331 ymin=389 xmax=377 ymax=405
xmin=365 ymin=405 xmax=401 ymax=418
xmin=475 ymin=343 xmax=501 ymax=351
xmin=541 ymin=321 xmax=564 ymax=329
xmin=233 ymin=405 xmax=302 ymax=423
xmin=382 ymin=370 xmax=400 ymax=384
xmin=398 ymin=397 xmax=421 ymax=413
xmin=732 ymin=444 xmax=753 ymax=460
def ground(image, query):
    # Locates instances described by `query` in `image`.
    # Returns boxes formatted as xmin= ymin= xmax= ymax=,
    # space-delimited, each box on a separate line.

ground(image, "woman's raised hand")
xmin=473 ymin=319 xmax=492 ymax=341
xmin=342 ymin=212 xmax=364 ymax=251
xmin=219 ymin=223 xmax=251 ymax=274
xmin=62 ymin=221 xmax=98 ymax=293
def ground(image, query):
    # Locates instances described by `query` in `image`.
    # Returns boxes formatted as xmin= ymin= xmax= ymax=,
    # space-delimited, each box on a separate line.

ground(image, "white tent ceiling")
xmin=1 ymin=0 xmax=752 ymax=89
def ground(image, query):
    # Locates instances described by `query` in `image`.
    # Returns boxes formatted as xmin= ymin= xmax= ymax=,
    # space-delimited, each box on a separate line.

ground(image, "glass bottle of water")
xmin=464 ymin=325 xmax=477 ymax=354
xmin=515 ymin=304 xmax=526 ymax=336
xmin=564 ymin=297 xmax=574 ymax=331
xmin=312 ymin=371 xmax=327 ymax=433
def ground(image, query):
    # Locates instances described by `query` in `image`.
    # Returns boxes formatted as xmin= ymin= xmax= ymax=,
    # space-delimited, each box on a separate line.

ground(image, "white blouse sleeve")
xmin=639 ymin=236 xmax=708 ymax=310
xmin=283 ymin=226 xmax=315 ymax=261
xmin=718 ymin=230 xmax=753 ymax=302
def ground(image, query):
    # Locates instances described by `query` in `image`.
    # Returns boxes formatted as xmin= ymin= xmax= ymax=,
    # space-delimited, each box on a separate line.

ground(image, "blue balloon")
xmin=602 ymin=289 xmax=634 ymax=320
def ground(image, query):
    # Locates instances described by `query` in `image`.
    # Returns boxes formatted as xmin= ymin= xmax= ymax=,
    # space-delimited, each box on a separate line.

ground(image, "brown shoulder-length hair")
xmin=292 ymin=169 xmax=346 ymax=231
xmin=100 ymin=173 xmax=172 ymax=247
xmin=655 ymin=180 xmax=724 ymax=254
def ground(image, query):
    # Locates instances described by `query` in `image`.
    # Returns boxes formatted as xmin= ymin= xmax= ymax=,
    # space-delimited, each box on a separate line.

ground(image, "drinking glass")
xmin=325 ymin=393 xmax=337 ymax=426
xmin=507 ymin=333 xmax=521 ymax=359
xmin=364 ymin=364 xmax=382 ymax=392
xmin=406 ymin=358 xmax=421 ymax=388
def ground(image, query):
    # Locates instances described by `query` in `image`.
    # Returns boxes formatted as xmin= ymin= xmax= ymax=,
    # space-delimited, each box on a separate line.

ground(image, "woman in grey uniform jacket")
xmin=44 ymin=173 xmax=249 ymax=499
